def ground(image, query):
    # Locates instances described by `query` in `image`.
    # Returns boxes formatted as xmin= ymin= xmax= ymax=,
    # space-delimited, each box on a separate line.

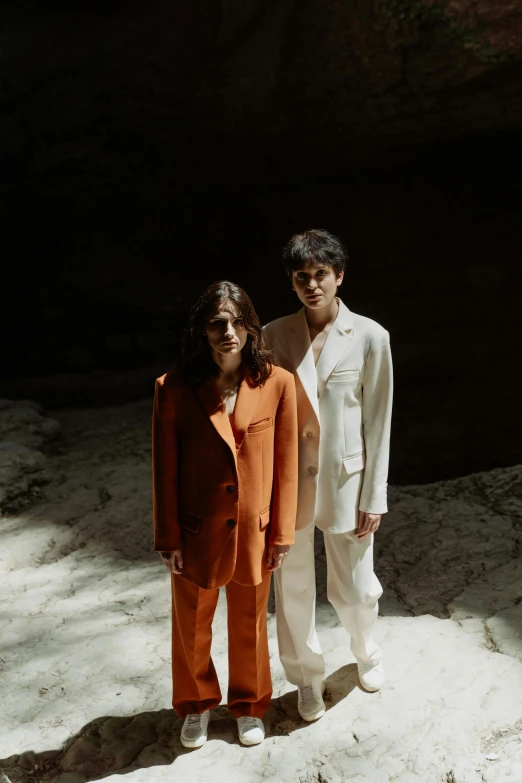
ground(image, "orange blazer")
xmin=152 ymin=365 xmax=298 ymax=589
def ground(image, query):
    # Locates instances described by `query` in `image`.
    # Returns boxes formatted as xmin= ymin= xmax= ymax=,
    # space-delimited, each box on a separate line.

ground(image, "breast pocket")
xmin=329 ymin=369 xmax=360 ymax=384
xmin=247 ymin=417 xmax=274 ymax=434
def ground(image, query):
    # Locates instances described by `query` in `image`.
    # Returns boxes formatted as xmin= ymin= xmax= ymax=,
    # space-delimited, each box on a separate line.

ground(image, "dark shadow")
xmin=0 ymin=666 xmax=359 ymax=783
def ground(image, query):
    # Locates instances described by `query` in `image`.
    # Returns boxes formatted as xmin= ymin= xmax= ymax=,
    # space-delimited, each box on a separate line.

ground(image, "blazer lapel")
xmin=194 ymin=378 xmax=237 ymax=465
xmin=232 ymin=376 xmax=262 ymax=453
xmin=288 ymin=309 xmax=320 ymax=421
xmin=316 ymin=299 xmax=354 ymax=398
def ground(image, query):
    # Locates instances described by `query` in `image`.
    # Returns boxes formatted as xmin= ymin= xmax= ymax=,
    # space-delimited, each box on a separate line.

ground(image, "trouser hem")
xmin=173 ymin=697 xmax=222 ymax=718
xmin=228 ymin=701 xmax=271 ymax=719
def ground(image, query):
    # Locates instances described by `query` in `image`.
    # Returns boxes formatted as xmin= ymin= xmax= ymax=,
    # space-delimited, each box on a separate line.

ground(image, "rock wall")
xmin=1 ymin=1 xmax=521 ymax=482
xmin=1 ymin=0 xmax=521 ymax=183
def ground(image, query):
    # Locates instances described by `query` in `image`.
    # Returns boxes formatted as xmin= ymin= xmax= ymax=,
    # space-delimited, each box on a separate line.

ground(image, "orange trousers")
xmin=171 ymin=573 xmax=272 ymax=718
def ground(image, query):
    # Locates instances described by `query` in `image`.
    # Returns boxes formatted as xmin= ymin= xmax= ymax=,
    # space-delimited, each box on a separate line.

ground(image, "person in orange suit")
xmin=153 ymin=280 xmax=298 ymax=749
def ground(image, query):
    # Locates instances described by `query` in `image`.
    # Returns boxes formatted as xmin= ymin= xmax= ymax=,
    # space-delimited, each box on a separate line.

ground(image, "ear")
xmin=336 ymin=271 xmax=344 ymax=287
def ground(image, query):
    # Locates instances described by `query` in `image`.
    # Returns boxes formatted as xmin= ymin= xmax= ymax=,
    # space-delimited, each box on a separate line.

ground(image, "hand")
xmin=266 ymin=544 xmax=290 ymax=571
xmin=160 ymin=550 xmax=184 ymax=574
xmin=356 ymin=512 xmax=382 ymax=539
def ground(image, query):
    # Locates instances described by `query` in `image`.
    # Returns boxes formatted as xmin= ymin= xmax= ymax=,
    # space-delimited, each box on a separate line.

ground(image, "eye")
xmin=296 ymin=273 xmax=306 ymax=280
xmin=316 ymin=269 xmax=326 ymax=277
xmin=234 ymin=318 xmax=243 ymax=326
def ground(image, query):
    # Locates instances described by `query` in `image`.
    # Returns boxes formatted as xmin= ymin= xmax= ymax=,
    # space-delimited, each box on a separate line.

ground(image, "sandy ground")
xmin=0 ymin=399 xmax=521 ymax=783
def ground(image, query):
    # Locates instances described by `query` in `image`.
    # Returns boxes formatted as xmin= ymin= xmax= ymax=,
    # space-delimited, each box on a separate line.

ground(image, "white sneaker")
xmin=297 ymin=683 xmax=326 ymax=721
xmin=180 ymin=710 xmax=210 ymax=748
xmin=357 ymin=660 xmax=385 ymax=692
xmin=237 ymin=716 xmax=265 ymax=746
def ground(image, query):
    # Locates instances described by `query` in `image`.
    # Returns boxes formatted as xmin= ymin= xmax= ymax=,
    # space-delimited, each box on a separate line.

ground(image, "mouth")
xmin=306 ymin=293 xmax=322 ymax=300
xmin=221 ymin=340 xmax=237 ymax=346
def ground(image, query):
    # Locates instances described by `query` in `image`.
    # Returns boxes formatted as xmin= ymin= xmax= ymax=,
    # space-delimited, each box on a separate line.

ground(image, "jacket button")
xmin=226 ymin=485 xmax=235 ymax=493
xmin=308 ymin=466 xmax=318 ymax=476
xmin=226 ymin=519 xmax=236 ymax=528
xmin=306 ymin=431 xmax=314 ymax=438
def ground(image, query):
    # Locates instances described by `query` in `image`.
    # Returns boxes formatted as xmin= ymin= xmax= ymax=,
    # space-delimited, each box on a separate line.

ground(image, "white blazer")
xmin=264 ymin=298 xmax=393 ymax=534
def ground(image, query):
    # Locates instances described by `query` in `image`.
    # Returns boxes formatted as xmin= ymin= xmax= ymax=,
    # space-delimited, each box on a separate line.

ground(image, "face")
xmin=291 ymin=263 xmax=344 ymax=309
xmin=205 ymin=300 xmax=248 ymax=356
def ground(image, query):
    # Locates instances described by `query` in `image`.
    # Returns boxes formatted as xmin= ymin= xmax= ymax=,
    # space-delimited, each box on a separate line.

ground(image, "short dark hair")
xmin=178 ymin=280 xmax=273 ymax=388
xmin=282 ymin=229 xmax=348 ymax=278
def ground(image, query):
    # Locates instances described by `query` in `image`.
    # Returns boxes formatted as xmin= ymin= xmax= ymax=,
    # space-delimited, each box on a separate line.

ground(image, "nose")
xmin=224 ymin=320 xmax=235 ymax=336
xmin=307 ymin=278 xmax=318 ymax=290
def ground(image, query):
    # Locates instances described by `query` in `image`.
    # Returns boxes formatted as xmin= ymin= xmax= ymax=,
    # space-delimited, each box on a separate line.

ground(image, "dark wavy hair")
xmin=178 ymin=281 xmax=273 ymax=388
xmin=282 ymin=229 xmax=348 ymax=278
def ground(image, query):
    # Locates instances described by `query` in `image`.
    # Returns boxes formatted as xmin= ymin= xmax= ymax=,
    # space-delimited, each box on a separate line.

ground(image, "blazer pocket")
xmin=259 ymin=506 xmax=271 ymax=531
xmin=179 ymin=509 xmax=202 ymax=534
xmin=342 ymin=451 xmax=366 ymax=475
xmin=329 ymin=369 xmax=360 ymax=383
xmin=248 ymin=417 xmax=274 ymax=434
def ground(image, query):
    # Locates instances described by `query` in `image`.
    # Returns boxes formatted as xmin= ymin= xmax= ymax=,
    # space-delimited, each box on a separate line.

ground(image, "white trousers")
xmin=274 ymin=524 xmax=383 ymax=687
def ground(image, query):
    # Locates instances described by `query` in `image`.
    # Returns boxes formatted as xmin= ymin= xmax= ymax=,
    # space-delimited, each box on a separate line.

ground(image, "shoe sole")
xmin=180 ymin=735 xmax=208 ymax=749
xmin=298 ymin=707 xmax=325 ymax=721
xmin=359 ymin=683 xmax=383 ymax=693
xmin=239 ymin=735 xmax=264 ymax=746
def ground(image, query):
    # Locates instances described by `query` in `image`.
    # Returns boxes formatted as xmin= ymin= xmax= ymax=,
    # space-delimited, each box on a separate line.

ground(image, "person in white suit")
xmin=263 ymin=229 xmax=393 ymax=721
